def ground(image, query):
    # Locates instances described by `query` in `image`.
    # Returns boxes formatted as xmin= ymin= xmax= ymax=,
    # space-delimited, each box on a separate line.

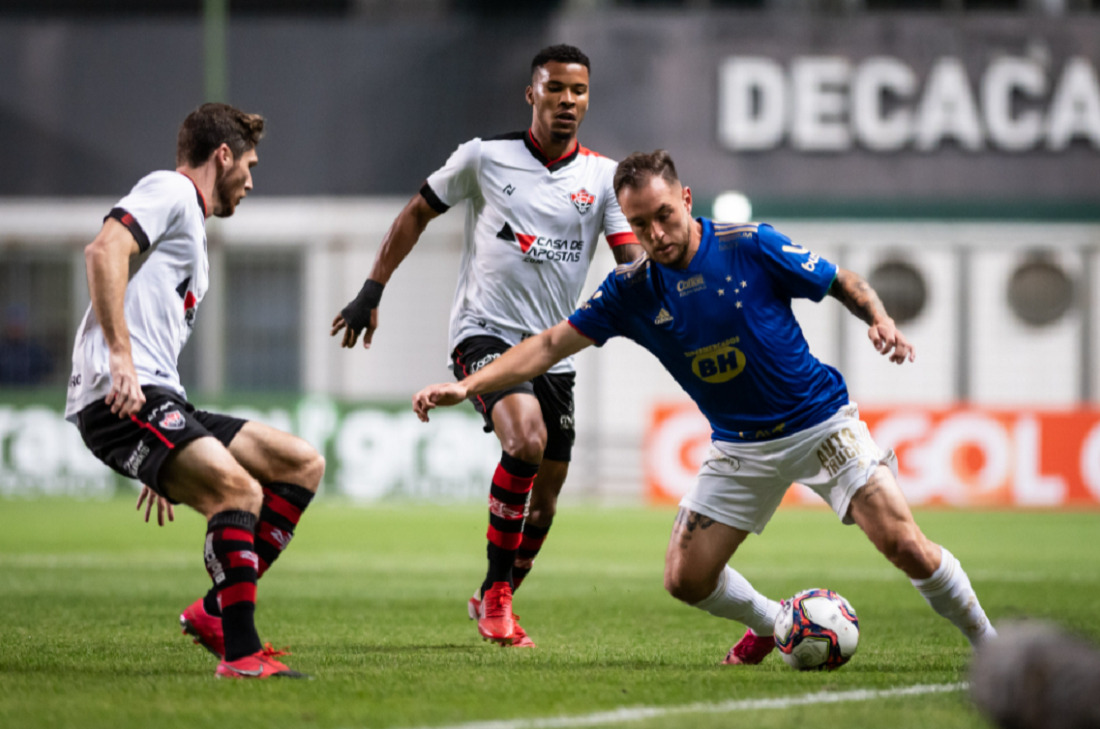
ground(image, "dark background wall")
xmin=2 ymin=11 xmax=1098 ymax=213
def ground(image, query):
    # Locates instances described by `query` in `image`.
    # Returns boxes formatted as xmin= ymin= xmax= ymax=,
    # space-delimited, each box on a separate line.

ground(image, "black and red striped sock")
xmin=512 ymin=521 xmax=550 ymax=592
xmin=480 ymin=452 xmax=537 ymax=595
xmin=204 ymin=510 xmax=262 ymax=661
xmin=201 ymin=482 xmax=313 ymax=617
xmin=255 ymin=481 xmax=314 ymax=578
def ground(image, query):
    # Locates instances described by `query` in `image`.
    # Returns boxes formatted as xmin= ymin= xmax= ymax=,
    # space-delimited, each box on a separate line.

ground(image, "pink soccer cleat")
xmin=721 ymin=628 xmax=777 ymax=665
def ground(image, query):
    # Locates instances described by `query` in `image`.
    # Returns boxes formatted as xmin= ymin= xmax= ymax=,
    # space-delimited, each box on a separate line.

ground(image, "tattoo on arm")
xmin=829 ymin=270 xmax=888 ymax=326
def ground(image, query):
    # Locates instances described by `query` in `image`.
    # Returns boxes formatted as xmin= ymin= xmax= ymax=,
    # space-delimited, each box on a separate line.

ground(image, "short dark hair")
xmin=176 ymin=103 xmax=265 ymax=167
xmin=614 ymin=150 xmax=680 ymax=196
xmin=531 ymin=44 xmax=590 ymax=75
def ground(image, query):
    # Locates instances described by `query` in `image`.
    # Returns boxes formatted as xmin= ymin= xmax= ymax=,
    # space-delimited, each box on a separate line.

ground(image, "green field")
xmin=2 ymin=499 xmax=1098 ymax=729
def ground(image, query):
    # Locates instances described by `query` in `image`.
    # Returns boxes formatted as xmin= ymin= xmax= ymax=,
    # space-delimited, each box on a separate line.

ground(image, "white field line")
xmin=394 ymin=682 xmax=968 ymax=729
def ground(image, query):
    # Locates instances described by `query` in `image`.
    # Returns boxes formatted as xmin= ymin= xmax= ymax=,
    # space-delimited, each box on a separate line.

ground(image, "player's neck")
xmin=679 ymin=220 xmax=704 ymax=269
xmin=528 ymin=127 xmax=576 ymax=163
xmin=177 ymin=164 xmax=214 ymax=219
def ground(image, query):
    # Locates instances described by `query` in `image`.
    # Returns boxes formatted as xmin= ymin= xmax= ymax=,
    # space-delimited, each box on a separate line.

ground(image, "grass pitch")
xmin=2 ymin=498 xmax=1098 ymax=729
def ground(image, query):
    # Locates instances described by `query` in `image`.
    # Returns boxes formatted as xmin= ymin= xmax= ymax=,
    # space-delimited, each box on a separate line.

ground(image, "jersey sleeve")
xmin=601 ymin=164 xmax=637 ymax=249
xmin=754 ymin=224 xmax=837 ymax=301
xmin=567 ymin=271 xmax=626 ymax=347
xmin=106 ymin=173 xmax=190 ymax=253
xmin=422 ymin=138 xmax=482 ymax=213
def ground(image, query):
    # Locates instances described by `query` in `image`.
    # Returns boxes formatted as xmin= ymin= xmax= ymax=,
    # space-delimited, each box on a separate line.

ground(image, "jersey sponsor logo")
xmin=677 ymin=274 xmax=706 ymax=296
xmin=570 ymin=188 xmax=595 ymax=215
xmin=177 ymin=276 xmax=198 ymax=328
xmin=159 ymin=410 xmax=186 ymax=430
xmin=503 ymin=184 xmax=516 ymax=196
xmin=654 ymin=308 xmax=674 ymax=325
xmin=816 ymin=427 xmax=871 ymax=477
xmin=68 ymin=373 xmax=81 ymax=388
xmin=122 ymin=441 xmax=150 ymax=478
xmin=497 ymin=222 xmax=584 ymax=262
xmin=686 ymin=337 xmax=746 ymax=383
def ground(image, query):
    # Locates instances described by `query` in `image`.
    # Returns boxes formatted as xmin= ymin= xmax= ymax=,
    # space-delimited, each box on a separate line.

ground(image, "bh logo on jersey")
xmin=570 ymin=188 xmax=594 ymax=215
xmin=687 ymin=337 xmax=747 ymax=384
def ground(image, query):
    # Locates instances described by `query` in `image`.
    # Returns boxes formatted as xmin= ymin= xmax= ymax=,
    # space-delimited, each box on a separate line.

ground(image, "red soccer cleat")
xmin=509 ymin=614 xmax=536 ymax=649
xmin=180 ymin=598 xmax=224 ymax=658
xmin=721 ymin=628 xmax=777 ymax=665
xmin=215 ymin=643 xmax=309 ymax=679
xmin=475 ymin=582 xmax=515 ymax=645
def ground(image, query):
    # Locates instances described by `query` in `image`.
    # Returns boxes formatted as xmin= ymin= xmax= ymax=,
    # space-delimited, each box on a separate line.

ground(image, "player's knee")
xmin=214 ymin=471 xmax=263 ymax=515
xmin=664 ymin=568 xmax=710 ymax=604
xmin=298 ymin=448 xmax=325 ymax=493
xmin=882 ymin=526 xmax=935 ymax=574
xmin=526 ymin=503 xmax=555 ymax=528
xmin=501 ymin=433 xmax=545 ymax=465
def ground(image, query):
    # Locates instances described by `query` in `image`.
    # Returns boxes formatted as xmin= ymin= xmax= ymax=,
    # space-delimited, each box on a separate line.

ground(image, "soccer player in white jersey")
xmin=412 ymin=149 xmax=997 ymax=662
xmin=66 ymin=104 xmax=324 ymax=679
xmin=332 ymin=45 xmax=642 ymax=647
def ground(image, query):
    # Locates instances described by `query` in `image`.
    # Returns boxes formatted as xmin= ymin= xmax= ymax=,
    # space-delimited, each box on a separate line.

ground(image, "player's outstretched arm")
xmin=332 ymin=193 xmax=441 ymax=349
xmin=413 ymin=321 xmax=592 ymax=422
xmin=828 ymin=268 xmax=915 ymax=365
xmin=85 ymin=218 xmax=145 ymax=417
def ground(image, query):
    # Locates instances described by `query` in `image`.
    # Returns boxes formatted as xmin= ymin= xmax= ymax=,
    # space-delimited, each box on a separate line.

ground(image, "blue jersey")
xmin=568 ymin=219 xmax=849 ymax=442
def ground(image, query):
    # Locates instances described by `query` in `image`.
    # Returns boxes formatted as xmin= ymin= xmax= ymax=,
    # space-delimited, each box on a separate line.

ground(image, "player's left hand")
xmin=136 ymin=484 xmax=174 ymax=526
xmin=413 ymin=383 xmax=469 ymax=422
xmin=868 ymin=318 xmax=915 ymax=364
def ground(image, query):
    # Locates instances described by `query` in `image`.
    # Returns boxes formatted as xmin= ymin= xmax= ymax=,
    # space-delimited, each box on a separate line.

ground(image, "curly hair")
xmin=530 ymin=44 xmax=590 ymax=75
xmin=176 ymin=103 xmax=265 ymax=167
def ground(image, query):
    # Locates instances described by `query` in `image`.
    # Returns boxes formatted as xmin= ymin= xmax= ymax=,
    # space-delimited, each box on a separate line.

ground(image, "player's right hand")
xmin=413 ymin=383 xmax=469 ymax=422
xmin=332 ymin=278 xmax=384 ymax=349
xmin=106 ymin=351 xmax=145 ymax=418
xmin=331 ymin=307 xmax=379 ymax=349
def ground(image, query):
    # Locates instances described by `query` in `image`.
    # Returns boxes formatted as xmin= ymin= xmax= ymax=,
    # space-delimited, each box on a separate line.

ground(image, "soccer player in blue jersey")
xmin=413 ymin=149 xmax=997 ymax=663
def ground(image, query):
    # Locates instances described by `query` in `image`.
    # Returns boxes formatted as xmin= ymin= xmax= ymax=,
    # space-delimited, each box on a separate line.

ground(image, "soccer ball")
xmin=773 ymin=588 xmax=860 ymax=670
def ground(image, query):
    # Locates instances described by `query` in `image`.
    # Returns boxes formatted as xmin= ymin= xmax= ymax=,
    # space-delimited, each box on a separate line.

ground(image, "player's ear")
xmin=214 ymin=143 xmax=233 ymax=169
xmin=525 ymin=85 xmax=534 ymax=106
xmin=682 ymin=185 xmax=693 ymax=215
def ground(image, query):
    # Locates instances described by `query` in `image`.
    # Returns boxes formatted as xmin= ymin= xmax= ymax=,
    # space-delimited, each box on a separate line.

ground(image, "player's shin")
xmin=512 ymin=522 xmax=549 ymax=591
xmin=693 ymin=565 xmax=782 ymax=637
xmin=200 ymin=481 xmax=314 ymax=617
xmin=910 ymin=547 xmax=997 ymax=647
xmin=204 ymin=510 xmax=262 ymax=661
xmin=482 ymin=452 xmax=537 ymax=593
xmin=254 ymin=481 xmax=314 ymax=577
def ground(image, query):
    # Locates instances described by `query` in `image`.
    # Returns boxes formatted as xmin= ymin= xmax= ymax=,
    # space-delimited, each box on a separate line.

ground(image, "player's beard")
xmin=212 ymin=169 xmax=244 ymax=218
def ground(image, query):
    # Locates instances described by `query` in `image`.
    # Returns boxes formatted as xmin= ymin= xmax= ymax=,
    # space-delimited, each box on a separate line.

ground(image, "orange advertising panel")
xmin=646 ymin=403 xmax=1100 ymax=508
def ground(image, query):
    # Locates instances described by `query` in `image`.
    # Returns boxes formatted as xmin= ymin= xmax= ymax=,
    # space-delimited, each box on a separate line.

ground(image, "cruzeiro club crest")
xmin=570 ymin=188 xmax=594 ymax=215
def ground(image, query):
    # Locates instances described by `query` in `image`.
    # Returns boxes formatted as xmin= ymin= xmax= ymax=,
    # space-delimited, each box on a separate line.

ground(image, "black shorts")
xmin=452 ymin=335 xmax=576 ymax=462
xmin=75 ymin=386 xmax=246 ymax=503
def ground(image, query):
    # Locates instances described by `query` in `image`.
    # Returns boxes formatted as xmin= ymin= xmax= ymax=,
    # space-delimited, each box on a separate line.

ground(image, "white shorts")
xmin=679 ymin=403 xmax=898 ymax=535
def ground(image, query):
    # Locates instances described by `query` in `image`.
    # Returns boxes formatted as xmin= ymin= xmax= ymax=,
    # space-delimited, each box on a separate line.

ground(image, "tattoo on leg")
xmin=681 ymin=510 xmax=715 ymax=533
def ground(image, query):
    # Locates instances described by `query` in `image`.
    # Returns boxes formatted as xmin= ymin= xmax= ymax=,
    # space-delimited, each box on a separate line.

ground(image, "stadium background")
xmin=2 ymin=0 xmax=1099 ymax=512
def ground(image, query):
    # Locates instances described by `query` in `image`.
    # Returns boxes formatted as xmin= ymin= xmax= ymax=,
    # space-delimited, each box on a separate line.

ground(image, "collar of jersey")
xmin=179 ymin=172 xmax=209 ymax=217
xmin=524 ymin=129 xmax=580 ymax=172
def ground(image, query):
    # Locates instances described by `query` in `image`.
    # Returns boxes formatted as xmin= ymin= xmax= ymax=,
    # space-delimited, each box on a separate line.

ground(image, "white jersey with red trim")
xmin=423 ymin=130 xmax=636 ymax=374
xmin=65 ymin=170 xmax=209 ymax=420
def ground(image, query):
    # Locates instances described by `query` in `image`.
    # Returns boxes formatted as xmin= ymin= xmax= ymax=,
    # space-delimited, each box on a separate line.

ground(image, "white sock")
xmin=692 ymin=565 xmax=782 ymax=637
xmin=910 ymin=547 xmax=997 ymax=647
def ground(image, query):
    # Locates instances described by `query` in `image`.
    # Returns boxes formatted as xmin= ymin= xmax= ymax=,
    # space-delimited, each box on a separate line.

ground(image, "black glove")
xmin=341 ymin=278 xmax=384 ymax=333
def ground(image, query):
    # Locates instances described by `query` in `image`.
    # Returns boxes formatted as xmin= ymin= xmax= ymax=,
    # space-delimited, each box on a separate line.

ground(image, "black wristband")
xmin=341 ymin=278 xmax=384 ymax=331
